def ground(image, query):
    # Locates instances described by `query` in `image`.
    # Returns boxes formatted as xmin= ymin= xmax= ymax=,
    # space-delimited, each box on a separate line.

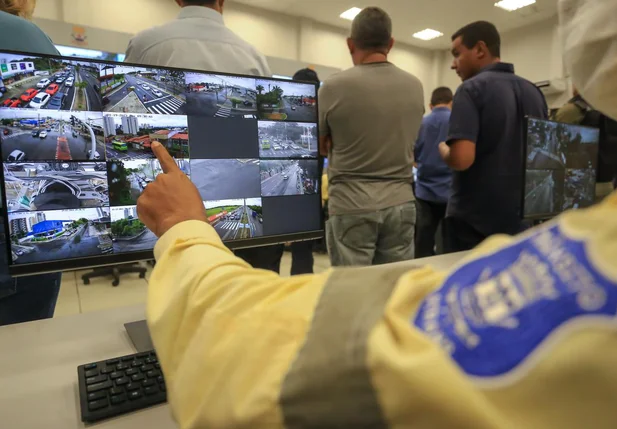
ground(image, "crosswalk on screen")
xmin=0 ymin=50 xmax=322 ymax=274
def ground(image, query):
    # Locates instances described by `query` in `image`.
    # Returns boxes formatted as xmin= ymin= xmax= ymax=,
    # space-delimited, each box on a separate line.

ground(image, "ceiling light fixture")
xmin=340 ymin=7 xmax=362 ymax=21
xmin=494 ymin=0 xmax=536 ymax=12
xmin=413 ymin=29 xmax=444 ymax=41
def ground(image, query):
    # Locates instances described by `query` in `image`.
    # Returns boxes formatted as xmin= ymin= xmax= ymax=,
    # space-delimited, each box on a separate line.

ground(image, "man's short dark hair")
xmin=351 ymin=7 xmax=392 ymax=50
xmin=182 ymin=0 xmax=217 ymax=6
xmin=431 ymin=87 xmax=453 ymax=106
xmin=452 ymin=21 xmax=501 ymax=57
xmin=293 ymin=68 xmax=320 ymax=83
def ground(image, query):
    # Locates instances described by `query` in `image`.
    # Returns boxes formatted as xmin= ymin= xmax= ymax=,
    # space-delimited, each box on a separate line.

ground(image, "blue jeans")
xmin=0 ymin=273 xmax=62 ymax=326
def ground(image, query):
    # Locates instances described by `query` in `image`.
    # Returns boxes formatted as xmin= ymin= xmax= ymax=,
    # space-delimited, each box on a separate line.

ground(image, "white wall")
xmin=31 ymin=0 xmax=436 ymax=104
xmin=436 ymin=17 xmax=570 ymax=108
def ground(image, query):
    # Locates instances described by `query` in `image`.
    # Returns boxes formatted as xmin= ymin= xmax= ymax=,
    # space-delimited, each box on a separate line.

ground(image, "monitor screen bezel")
xmin=0 ymin=49 xmax=324 ymax=276
xmin=521 ymin=115 xmax=600 ymax=221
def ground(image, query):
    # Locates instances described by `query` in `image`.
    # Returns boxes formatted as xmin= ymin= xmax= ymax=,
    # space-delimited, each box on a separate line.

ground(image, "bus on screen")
xmin=112 ymin=141 xmax=128 ymax=152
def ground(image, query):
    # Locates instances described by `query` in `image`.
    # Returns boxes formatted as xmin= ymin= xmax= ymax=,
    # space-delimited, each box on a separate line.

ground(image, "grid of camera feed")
xmin=0 ymin=51 xmax=320 ymax=266
xmin=524 ymin=118 xmax=600 ymax=218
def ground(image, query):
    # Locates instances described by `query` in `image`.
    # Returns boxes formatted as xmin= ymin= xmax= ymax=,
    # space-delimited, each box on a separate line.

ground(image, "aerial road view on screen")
xmin=103 ymin=112 xmax=189 ymax=159
xmin=0 ymin=53 xmax=102 ymax=111
xmin=8 ymin=207 xmax=112 ymax=264
xmin=100 ymin=64 xmax=186 ymax=115
xmin=190 ymin=159 xmax=261 ymax=201
xmin=185 ymin=73 xmax=257 ymax=118
xmin=256 ymin=79 xmax=316 ymax=122
xmin=108 ymin=158 xmax=190 ymax=206
xmin=524 ymin=169 xmax=565 ymax=216
xmin=206 ymin=198 xmax=263 ymax=241
xmin=110 ymin=205 xmax=157 ymax=253
xmin=258 ymin=121 xmax=317 ymax=158
xmin=0 ymin=109 xmax=105 ymax=161
xmin=3 ymin=162 xmax=108 ymax=213
xmin=563 ymin=169 xmax=596 ymax=210
xmin=260 ymin=160 xmax=319 ymax=196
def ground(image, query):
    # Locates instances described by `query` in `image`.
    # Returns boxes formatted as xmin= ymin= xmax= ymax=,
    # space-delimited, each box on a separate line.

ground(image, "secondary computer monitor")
xmin=523 ymin=117 xmax=600 ymax=219
xmin=0 ymin=49 xmax=322 ymax=276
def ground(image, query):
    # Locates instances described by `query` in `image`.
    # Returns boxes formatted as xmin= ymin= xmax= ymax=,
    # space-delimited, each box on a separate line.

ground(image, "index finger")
xmin=152 ymin=141 xmax=179 ymax=174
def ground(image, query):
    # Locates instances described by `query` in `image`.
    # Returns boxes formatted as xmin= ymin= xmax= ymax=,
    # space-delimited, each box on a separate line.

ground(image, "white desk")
xmin=0 ymin=252 xmax=467 ymax=429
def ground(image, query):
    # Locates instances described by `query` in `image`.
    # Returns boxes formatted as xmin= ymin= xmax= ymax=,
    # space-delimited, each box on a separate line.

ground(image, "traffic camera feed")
xmin=7 ymin=207 xmax=112 ymax=264
xmin=0 ymin=108 xmax=106 ymax=161
xmin=103 ymin=113 xmax=189 ymax=160
xmin=524 ymin=118 xmax=599 ymax=217
xmin=0 ymin=53 xmax=102 ymax=111
xmin=260 ymin=160 xmax=319 ymax=197
xmin=258 ymin=121 xmax=317 ymax=158
xmin=206 ymin=198 xmax=263 ymax=240
xmin=4 ymin=162 xmax=108 ymax=212
xmin=185 ymin=73 xmax=257 ymax=118
xmin=107 ymin=158 xmax=190 ymax=206
xmin=256 ymin=79 xmax=316 ymax=122
xmin=0 ymin=49 xmax=322 ymax=272
xmin=100 ymin=64 xmax=186 ymax=115
xmin=110 ymin=205 xmax=157 ymax=253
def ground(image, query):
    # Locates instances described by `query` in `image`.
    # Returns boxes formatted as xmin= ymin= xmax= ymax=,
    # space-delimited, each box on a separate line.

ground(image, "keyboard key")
xmin=157 ymin=376 xmax=164 ymax=384
xmin=142 ymin=379 xmax=155 ymax=387
xmin=129 ymin=390 xmax=142 ymax=401
xmin=137 ymin=353 xmax=149 ymax=359
xmin=140 ymin=364 xmax=154 ymax=372
xmin=126 ymin=383 xmax=141 ymax=391
xmin=86 ymin=375 xmax=108 ymax=385
xmin=111 ymin=394 xmax=127 ymax=405
xmin=131 ymin=373 xmax=145 ymax=382
xmin=126 ymin=368 xmax=138 ymax=376
xmin=115 ymin=377 xmax=130 ymax=386
xmin=84 ymin=363 xmax=97 ymax=370
xmin=147 ymin=370 xmax=161 ymax=378
xmin=87 ymin=380 xmax=112 ymax=393
xmin=101 ymin=367 xmax=114 ymax=375
xmin=116 ymin=363 xmax=129 ymax=371
xmin=110 ymin=372 xmax=123 ymax=380
xmin=106 ymin=358 xmax=120 ymax=365
xmin=88 ymin=398 xmax=108 ymax=411
xmin=110 ymin=387 xmax=124 ymax=396
xmin=155 ymin=363 xmax=161 ymax=369
xmin=159 ymin=383 xmax=166 ymax=392
xmin=87 ymin=391 xmax=106 ymax=402
xmin=85 ymin=369 xmax=99 ymax=378
xmin=122 ymin=356 xmax=135 ymax=362
xmin=131 ymin=360 xmax=144 ymax=368
xmin=145 ymin=357 xmax=157 ymax=364
xmin=145 ymin=386 xmax=159 ymax=396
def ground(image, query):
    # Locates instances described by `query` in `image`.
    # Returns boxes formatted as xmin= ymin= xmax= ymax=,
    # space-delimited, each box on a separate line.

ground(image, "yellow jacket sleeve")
xmin=149 ymin=194 xmax=617 ymax=429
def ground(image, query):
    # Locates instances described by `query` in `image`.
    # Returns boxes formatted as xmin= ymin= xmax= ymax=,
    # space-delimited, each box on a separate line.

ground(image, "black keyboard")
xmin=77 ymin=350 xmax=167 ymax=423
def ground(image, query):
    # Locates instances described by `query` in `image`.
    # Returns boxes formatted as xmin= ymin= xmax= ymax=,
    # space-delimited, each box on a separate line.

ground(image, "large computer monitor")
xmin=523 ymin=117 xmax=600 ymax=219
xmin=0 ymin=49 xmax=322 ymax=276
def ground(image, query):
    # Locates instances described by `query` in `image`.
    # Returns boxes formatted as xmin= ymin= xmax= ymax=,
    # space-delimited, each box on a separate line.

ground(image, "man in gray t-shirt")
xmin=319 ymin=7 xmax=424 ymax=267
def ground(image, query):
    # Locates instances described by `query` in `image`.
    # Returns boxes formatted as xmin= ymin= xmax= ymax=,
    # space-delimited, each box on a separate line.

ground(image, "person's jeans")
xmin=443 ymin=217 xmax=487 ymax=253
xmin=326 ymin=201 xmax=416 ymax=267
xmin=290 ymin=241 xmax=314 ymax=275
xmin=414 ymin=198 xmax=447 ymax=258
xmin=235 ymin=245 xmax=286 ymax=273
xmin=0 ymin=273 xmax=62 ymax=326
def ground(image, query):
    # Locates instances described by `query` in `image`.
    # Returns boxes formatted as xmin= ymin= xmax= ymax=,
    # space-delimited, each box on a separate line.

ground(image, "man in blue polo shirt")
xmin=439 ymin=21 xmax=548 ymax=252
xmin=414 ymin=87 xmax=453 ymax=258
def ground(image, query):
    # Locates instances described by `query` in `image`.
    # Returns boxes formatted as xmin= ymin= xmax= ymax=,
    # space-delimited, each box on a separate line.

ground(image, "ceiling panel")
xmin=230 ymin=0 xmax=558 ymax=49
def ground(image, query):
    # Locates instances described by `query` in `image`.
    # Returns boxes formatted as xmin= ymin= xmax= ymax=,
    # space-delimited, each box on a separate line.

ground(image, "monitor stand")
xmin=124 ymin=320 xmax=155 ymax=353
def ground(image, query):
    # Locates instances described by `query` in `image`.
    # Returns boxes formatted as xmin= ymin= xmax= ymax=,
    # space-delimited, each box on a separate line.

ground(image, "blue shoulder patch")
xmin=413 ymin=223 xmax=617 ymax=379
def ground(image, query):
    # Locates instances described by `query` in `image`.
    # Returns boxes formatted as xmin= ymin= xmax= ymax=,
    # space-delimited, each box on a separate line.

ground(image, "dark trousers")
xmin=443 ymin=217 xmax=488 ymax=253
xmin=414 ymin=198 xmax=447 ymax=258
xmin=235 ymin=242 xmax=314 ymax=275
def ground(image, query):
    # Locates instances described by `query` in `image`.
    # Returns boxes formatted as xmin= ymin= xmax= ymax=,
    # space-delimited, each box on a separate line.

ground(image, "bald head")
xmin=350 ymin=7 xmax=392 ymax=51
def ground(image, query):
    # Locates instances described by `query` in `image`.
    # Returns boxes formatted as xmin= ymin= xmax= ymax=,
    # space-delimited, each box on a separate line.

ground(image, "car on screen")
xmin=7 ymin=149 xmax=25 ymax=161
xmin=283 ymin=175 xmax=289 ymax=180
xmin=31 ymin=129 xmax=39 ymax=137
xmin=39 ymin=131 xmax=48 ymax=138
xmin=3 ymin=128 xmax=11 ymax=136
xmin=20 ymin=88 xmax=38 ymax=103
xmin=152 ymin=89 xmax=163 ymax=97
xmin=29 ymin=92 xmax=51 ymax=109
xmin=243 ymin=100 xmax=253 ymax=107
xmin=141 ymin=84 xmax=150 ymax=90
xmin=45 ymin=83 xmax=60 ymax=96
xmin=87 ymin=150 xmax=101 ymax=160
xmin=65 ymin=77 xmax=74 ymax=87
xmin=2 ymin=97 xmax=21 ymax=108
xmin=46 ymin=93 xmax=65 ymax=110
xmin=291 ymin=106 xmax=296 ymax=111
xmin=36 ymin=78 xmax=51 ymax=89
xmin=55 ymin=76 xmax=65 ymax=84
